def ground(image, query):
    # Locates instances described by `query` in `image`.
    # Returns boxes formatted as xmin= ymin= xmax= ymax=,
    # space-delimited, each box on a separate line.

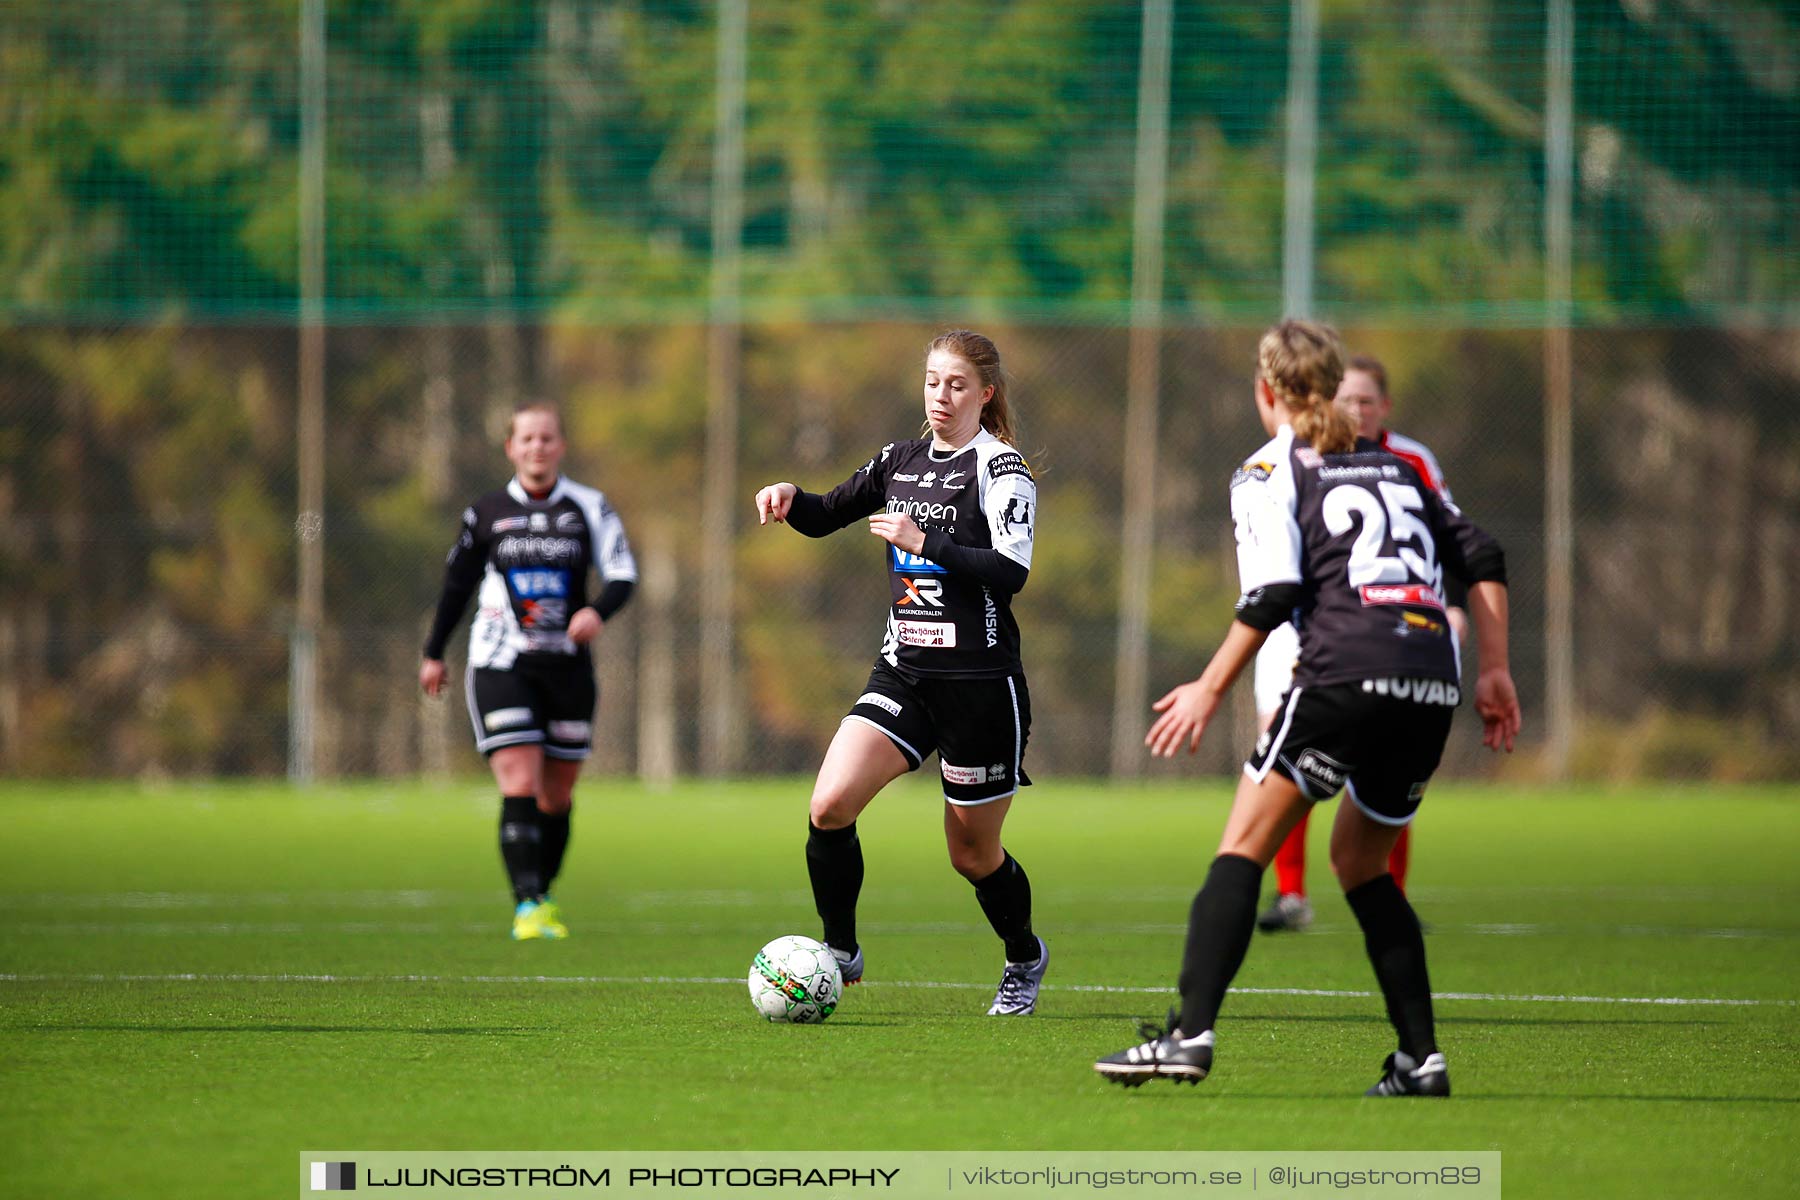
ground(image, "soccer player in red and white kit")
xmin=1253 ymin=355 xmax=1468 ymax=933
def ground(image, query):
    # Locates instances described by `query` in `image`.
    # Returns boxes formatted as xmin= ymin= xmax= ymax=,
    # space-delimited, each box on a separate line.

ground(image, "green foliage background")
xmin=0 ymin=1 xmax=1794 ymax=777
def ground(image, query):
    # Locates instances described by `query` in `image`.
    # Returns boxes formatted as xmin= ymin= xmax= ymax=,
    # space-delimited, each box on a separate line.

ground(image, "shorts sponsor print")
xmin=844 ymin=663 xmax=1031 ymax=805
xmin=1246 ymin=682 xmax=1455 ymax=825
xmin=467 ymin=659 xmax=598 ymax=759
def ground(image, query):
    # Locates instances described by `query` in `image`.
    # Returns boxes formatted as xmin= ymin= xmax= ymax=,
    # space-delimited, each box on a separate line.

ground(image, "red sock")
xmin=1388 ymin=824 xmax=1411 ymax=893
xmin=1274 ymin=808 xmax=1309 ymax=897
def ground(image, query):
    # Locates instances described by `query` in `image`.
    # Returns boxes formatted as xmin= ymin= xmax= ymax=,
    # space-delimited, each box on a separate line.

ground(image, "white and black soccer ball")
xmin=748 ymin=935 xmax=842 ymax=1024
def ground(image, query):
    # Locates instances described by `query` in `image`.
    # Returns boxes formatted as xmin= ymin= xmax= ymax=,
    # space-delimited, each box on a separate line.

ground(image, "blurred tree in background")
xmin=0 ymin=1 xmax=1793 ymax=779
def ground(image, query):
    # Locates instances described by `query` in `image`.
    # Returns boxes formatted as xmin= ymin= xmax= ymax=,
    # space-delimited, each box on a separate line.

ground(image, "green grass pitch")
xmin=1 ymin=778 xmax=1795 ymax=1198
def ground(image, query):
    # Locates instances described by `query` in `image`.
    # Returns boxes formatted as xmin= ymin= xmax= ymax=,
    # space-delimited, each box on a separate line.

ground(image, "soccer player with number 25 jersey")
xmin=1096 ymin=321 xmax=1521 ymax=1097
xmin=754 ymin=330 xmax=1050 ymax=1016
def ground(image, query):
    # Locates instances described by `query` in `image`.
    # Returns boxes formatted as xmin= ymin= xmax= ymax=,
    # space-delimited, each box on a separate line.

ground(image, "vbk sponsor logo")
xmin=1359 ymin=583 xmax=1445 ymax=609
xmin=507 ymin=568 xmax=568 ymax=598
xmin=897 ymin=577 xmax=944 ymax=607
xmin=895 ymin=619 xmax=956 ymax=648
xmin=890 ymin=546 xmax=947 ymax=575
xmin=888 ymin=497 xmax=956 ymax=524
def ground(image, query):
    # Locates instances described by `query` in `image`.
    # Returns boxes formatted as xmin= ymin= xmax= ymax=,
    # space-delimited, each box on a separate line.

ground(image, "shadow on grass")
xmin=1106 ymin=1089 xmax=1800 ymax=1104
xmin=1036 ymin=1012 xmax=1720 ymax=1027
xmin=12 ymin=1023 xmax=535 ymax=1035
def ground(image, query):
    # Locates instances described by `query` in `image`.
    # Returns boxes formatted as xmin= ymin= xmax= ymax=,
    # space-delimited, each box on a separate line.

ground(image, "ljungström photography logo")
xmin=310 ymin=1161 xmax=355 ymax=1191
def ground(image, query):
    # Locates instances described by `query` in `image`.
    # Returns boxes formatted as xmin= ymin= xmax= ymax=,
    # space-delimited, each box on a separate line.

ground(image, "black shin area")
xmin=538 ymin=807 xmax=571 ymax=894
xmin=1176 ymin=853 xmax=1264 ymax=1035
xmin=1345 ymin=872 xmax=1438 ymax=1060
xmin=805 ymin=820 xmax=863 ymax=953
xmin=499 ymin=795 xmax=544 ymax=903
xmin=972 ymin=852 xmax=1038 ymax=964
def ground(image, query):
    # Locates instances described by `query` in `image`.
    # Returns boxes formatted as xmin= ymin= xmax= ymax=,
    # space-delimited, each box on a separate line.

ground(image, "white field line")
xmin=1 ymin=918 xmax=1790 ymax=940
xmin=0 ymin=971 xmax=1790 ymax=1008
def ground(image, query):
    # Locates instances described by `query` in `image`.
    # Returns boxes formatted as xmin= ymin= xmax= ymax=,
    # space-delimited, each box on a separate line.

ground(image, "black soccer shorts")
xmin=844 ymin=662 xmax=1033 ymax=806
xmin=1245 ymin=678 xmax=1458 ymax=825
xmin=466 ymin=657 xmax=598 ymax=760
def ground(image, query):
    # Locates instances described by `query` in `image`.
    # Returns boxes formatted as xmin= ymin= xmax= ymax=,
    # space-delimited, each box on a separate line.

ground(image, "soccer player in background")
xmin=1254 ymin=354 xmax=1469 ymax=933
xmin=753 ymin=330 xmax=1049 ymax=1015
xmin=419 ymin=404 xmax=637 ymax=940
xmin=1095 ymin=320 xmax=1519 ymax=1095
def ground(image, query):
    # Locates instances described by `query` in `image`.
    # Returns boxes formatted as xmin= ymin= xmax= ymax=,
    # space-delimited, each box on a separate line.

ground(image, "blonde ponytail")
xmin=1257 ymin=320 xmax=1353 ymax=454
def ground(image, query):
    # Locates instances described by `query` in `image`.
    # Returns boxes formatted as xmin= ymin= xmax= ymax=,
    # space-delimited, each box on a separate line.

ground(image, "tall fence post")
xmin=289 ymin=0 xmax=327 ymax=784
xmin=1281 ymin=0 xmax=1320 ymax=320
xmin=1110 ymin=0 xmax=1174 ymax=779
xmin=1543 ymin=0 xmax=1577 ymax=779
xmin=700 ymin=0 xmax=746 ymax=777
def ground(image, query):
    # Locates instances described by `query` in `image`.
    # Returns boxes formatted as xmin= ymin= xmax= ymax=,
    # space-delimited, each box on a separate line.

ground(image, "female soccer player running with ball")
xmin=1095 ymin=321 xmax=1520 ymax=1095
xmin=753 ymin=330 xmax=1048 ymax=1015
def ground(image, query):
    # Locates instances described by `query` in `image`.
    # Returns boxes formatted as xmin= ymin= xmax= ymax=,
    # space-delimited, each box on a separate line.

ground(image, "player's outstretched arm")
xmin=1146 ymin=620 xmax=1270 ymax=758
xmin=1467 ymin=580 xmax=1521 ymax=752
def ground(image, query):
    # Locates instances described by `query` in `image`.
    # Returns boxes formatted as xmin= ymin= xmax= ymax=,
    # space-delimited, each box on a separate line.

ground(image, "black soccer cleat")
xmin=1365 ymin=1050 xmax=1451 ymax=1097
xmin=1256 ymin=892 xmax=1314 ymax=933
xmin=1094 ymin=1009 xmax=1214 ymax=1087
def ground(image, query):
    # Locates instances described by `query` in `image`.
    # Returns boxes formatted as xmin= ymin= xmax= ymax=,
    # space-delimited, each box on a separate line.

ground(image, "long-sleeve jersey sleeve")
xmin=784 ymin=443 xmax=893 ymax=537
xmin=423 ymin=505 xmax=485 ymax=659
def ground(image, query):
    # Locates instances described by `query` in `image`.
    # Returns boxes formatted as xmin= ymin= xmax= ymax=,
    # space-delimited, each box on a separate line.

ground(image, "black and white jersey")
xmin=802 ymin=430 xmax=1036 ymax=678
xmin=1231 ymin=426 xmax=1500 ymax=691
xmin=425 ymin=476 xmax=638 ymax=671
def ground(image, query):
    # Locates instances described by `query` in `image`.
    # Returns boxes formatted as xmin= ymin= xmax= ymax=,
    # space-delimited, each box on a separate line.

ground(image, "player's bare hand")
xmin=867 ymin=511 xmax=926 ymax=556
xmin=755 ymin=483 xmax=798 ymax=526
xmin=1146 ymin=680 xmax=1223 ymax=758
xmin=419 ymin=658 xmax=446 ymax=697
xmin=1475 ymin=667 xmax=1521 ymax=752
xmin=567 ymin=606 xmax=602 ymax=645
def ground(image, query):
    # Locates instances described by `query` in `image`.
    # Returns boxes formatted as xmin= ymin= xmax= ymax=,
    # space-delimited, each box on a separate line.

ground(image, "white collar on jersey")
xmin=507 ymin=475 xmax=568 ymax=505
xmin=928 ymin=427 xmax=998 ymax=459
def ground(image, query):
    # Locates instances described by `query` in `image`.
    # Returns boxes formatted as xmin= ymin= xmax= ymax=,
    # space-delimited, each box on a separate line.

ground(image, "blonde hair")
xmin=924 ymin=329 xmax=1016 ymax=446
xmin=507 ymin=401 xmax=563 ymax=440
xmin=1258 ymin=320 xmax=1352 ymax=454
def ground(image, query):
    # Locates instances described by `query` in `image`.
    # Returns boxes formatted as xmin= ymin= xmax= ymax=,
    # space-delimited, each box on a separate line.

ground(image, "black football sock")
xmin=499 ymin=795 xmax=544 ymax=903
xmin=805 ymin=821 xmax=863 ymax=954
xmin=538 ymin=807 xmax=571 ymax=896
xmin=1345 ymin=872 xmax=1438 ymax=1060
xmin=972 ymin=852 xmax=1039 ymax=963
xmin=1176 ymin=853 xmax=1264 ymax=1035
